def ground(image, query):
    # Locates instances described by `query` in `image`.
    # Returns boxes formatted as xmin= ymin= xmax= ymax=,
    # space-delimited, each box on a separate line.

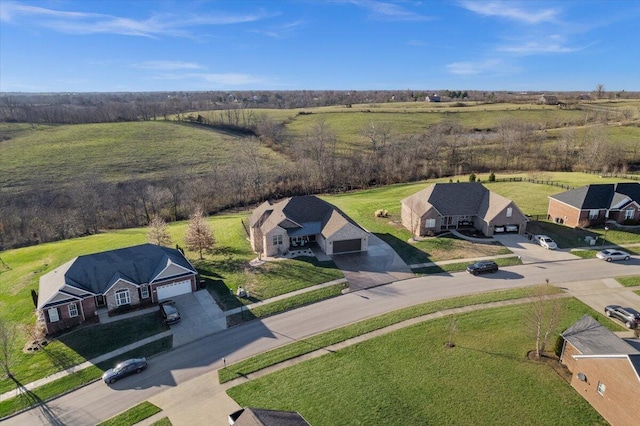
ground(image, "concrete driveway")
xmin=493 ymin=233 xmax=580 ymax=264
xmin=168 ymin=290 xmax=227 ymax=347
xmin=331 ymin=233 xmax=414 ymax=291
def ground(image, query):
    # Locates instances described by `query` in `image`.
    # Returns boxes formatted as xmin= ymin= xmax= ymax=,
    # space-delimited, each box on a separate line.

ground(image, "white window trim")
xmin=596 ymin=381 xmax=606 ymax=396
xmin=589 ymin=209 xmax=599 ymax=219
xmin=115 ymin=289 xmax=131 ymax=306
xmin=425 ymin=218 xmax=436 ymax=228
xmin=624 ymin=209 xmax=634 ymax=220
xmin=272 ymin=235 xmax=283 ymax=245
xmin=506 ymin=207 xmax=513 ymax=218
xmin=48 ymin=308 xmax=59 ymax=322
xmin=140 ymin=285 xmax=149 ymax=299
xmin=68 ymin=303 xmax=78 ymax=318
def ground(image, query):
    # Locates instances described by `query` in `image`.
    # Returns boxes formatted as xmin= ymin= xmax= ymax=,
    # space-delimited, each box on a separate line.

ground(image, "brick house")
xmin=37 ymin=244 xmax=197 ymax=335
xmin=250 ymin=195 xmax=368 ymax=257
xmin=401 ymin=182 xmax=528 ymax=237
xmin=559 ymin=315 xmax=640 ymax=426
xmin=548 ymin=183 xmax=640 ymax=228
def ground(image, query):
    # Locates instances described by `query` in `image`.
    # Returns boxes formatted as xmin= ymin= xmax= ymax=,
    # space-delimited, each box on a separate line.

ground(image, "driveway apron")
xmin=492 ymin=233 xmax=580 ymax=264
xmin=332 ymin=233 xmax=414 ymax=291
xmin=169 ymin=291 xmax=227 ymax=347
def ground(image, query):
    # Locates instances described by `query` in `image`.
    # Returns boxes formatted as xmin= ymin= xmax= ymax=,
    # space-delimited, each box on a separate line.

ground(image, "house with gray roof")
xmin=229 ymin=407 xmax=310 ymax=426
xmin=559 ymin=315 xmax=640 ymax=425
xmin=548 ymin=183 xmax=640 ymax=228
xmin=401 ymin=182 xmax=528 ymax=237
xmin=37 ymin=243 xmax=197 ymax=335
xmin=249 ymin=195 xmax=368 ymax=257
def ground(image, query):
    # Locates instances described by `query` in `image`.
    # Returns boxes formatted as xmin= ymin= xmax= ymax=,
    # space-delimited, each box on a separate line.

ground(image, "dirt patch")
xmin=527 ymin=350 xmax=572 ymax=383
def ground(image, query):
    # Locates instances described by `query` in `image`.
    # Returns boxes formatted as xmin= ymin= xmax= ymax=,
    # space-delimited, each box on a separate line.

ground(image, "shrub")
xmin=488 ymin=172 xmax=496 ymax=182
xmin=374 ymin=209 xmax=388 ymax=218
xmin=623 ymin=219 xmax=638 ymax=226
xmin=469 ymin=173 xmax=476 ymax=182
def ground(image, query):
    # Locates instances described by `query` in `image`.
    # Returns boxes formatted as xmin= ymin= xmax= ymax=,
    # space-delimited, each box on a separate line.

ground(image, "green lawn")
xmin=413 ymin=256 xmax=522 ymax=275
xmin=227 ymin=299 xmax=609 ymax=425
xmin=97 ymin=401 xmax=162 ymax=426
xmin=616 ymin=276 xmax=640 ymax=287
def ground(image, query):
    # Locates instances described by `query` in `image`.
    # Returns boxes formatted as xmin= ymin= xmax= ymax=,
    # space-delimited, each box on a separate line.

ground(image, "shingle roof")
xmin=250 ymin=195 xmax=365 ymax=239
xmin=38 ymin=244 xmax=196 ymax=309
xmin=561 ymin=315 xmax=638 ymax=355
xmin=550 ymin=183 xmax=640 ymax=210
xmin=401 ymin=182 xmax=522 ymax=221
xmin=233 ymin=407 xmax=310 ymax=426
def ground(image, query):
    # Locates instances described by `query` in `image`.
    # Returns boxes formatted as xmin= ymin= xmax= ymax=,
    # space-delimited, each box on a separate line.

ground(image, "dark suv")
xmin=159 ymin=300 xmax=181 ymax=324
xmin=604 ymin=305 xmax=640 ymax=329
xmin=466 ymin=260 xmax=499 ymax=275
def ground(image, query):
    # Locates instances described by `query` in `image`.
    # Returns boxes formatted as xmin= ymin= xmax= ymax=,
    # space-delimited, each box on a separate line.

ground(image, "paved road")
xmin=5 ymin=257 xmax=640 ymax=425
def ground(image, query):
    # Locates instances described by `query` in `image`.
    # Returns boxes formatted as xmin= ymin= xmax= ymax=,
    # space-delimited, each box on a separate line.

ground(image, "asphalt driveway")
xmin=331 ymin=233 xmax=414 ymax=291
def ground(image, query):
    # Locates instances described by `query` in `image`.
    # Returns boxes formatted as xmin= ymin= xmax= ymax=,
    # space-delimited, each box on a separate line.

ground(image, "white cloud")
xmin=498 ymin=41 xmax=582 ymax=55
xmin=346 ymin=0 xmax=432 ymax=21
xmin=251 ymin=20 xmax=305 ymax=38
xmin=132 ymin=61 xmax=205 ymax=70
xmin=446 ymin=58 xmax=519 ymax=76
xmin=459 ymin=1 xmax=559 ymax=24
xmin=0 ymin=1 xmax=273 ymax=38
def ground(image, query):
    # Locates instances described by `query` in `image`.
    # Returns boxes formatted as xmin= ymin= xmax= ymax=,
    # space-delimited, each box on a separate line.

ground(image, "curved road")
xmin=6 ymin=257 xmax=640 ymax=425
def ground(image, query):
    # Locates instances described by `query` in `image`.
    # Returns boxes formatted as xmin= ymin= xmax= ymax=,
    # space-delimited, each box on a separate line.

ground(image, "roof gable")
xmin=561 ymin=315 xmax=638 ymax=355
xmin=550 ymin=183 xmax=640 ymax=210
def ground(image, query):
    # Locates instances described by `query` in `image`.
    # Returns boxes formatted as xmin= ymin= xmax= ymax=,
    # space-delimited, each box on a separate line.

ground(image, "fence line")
xmin=492 ymin=177 xmax=573 ymax=190
xmin=583 ymin=170 xmax=640 ymax=181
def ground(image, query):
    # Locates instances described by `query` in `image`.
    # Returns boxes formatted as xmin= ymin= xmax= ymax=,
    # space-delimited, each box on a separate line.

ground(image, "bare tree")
xmin=148 ymin=215 xmax=172 ymax=246
xmin=185 ymin=207 xmax=215 ymax=260
xmin=595 ymin=83 xmax=605 ymax=100
xmin=0 ymin=317 xmax=18 ymax=379
xmin=446 ymin=316 xmax=458 ymax=348
xmin=526 ymin=280 xmax=563 ymax=359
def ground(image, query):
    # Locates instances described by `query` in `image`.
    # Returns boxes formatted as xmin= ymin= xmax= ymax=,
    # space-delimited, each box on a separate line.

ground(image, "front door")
xmin=95 ymin=295 xmax=105 ymax=307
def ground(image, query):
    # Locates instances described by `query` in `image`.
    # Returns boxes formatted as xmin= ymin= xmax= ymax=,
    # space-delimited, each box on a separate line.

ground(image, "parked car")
xmin=494 ymin=226 xmax=505 ymax=233
xmin=534 ymin=235 xmax=557 ymax=250
xmin=102 ymin=357 xmax=147 ymax=384
xmin=505 ymin=225 xmax=518 ymax=233
xmin=604 ymin=305 xmax=640 ymax=329
xmin=160 ymin=299 xmax=181 ymax=324
xmin=466 ymin=260 xmax=499 ymax=275
xmin=596 ymin=249 xmax=631 ymax=262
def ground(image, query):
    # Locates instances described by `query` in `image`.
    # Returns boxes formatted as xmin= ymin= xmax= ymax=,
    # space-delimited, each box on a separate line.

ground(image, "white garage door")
xmin=156 ymin=280 xmax=192 ymax=301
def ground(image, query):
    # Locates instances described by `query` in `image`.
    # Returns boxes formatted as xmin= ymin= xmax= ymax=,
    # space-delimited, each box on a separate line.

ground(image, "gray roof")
xmin=561 ymin=315 xmax=639 ymax=355
xmin=38 ymin=244 xmax=196 ymax=309
xmin=401 ymin=182 xmax=522 ymax=221
xmin=250 ymin=195 xmax=366 ymax=239
xmin=550 ymin=183 xmax=640 ymax=210
xmin=233 ymin=407 xmax=310 ymax=426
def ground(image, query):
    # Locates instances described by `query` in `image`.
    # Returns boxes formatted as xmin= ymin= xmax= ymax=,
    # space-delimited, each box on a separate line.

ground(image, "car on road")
xmin=604 ymin=305 xmax=640 ymax=329
xmin=160 ymin=299 xmax=181 ymax=324
xmin=466 ymin=260 xmax=499 ymax=275
xmin=102 ymin=357 xmax=147 ymax=384
xmin=596 ymin=249 xmax=631 ymax=262
xmin=533 ymin=235 xmax=557 ymax=250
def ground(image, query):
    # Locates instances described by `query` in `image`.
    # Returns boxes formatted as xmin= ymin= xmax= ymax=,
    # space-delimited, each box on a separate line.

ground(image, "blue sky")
xmin=1 ymin=0 xmax=638 ymax=92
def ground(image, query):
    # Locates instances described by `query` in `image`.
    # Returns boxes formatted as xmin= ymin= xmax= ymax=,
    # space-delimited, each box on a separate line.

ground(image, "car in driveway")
xmin=102 ymin=357 xmax=147 ymax=384
xmin=160 ymin=299 xmax=181 ymax=324
xmin=466 ymin=260 xmax=499 ymax=275
xmin=604 ymin=305 xmax=640 ymax=329
xmin=596 ymin=249 xmax=631 ymax=262
xmin=533 ymin=235 xmax=557 ymax=250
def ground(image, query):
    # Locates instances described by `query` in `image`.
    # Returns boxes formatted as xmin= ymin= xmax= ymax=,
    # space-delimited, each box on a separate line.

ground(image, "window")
xmin=48 ymin=308 xmax=59 ymax=322
xmin=589 ymin=209 xmax=599 ymax=219
xmin=625 ymin=209 xmax=635 ymax=220
xmin=506 ymin=207 xmax=513 ymax=218
xmin=68 ymin=303 xmax=78 ymax=318
xmin=140 ymin=285 xmax=149 ymax=299
xmin=272 ymin=235 xmax=283 ymax=245
xmin=597 ymin=381 xmax=606 ymax=396
xmin=425 ymin=219 xmax=436 ymax=228
xmin=115 ymin=289 xmax=130 ymax=306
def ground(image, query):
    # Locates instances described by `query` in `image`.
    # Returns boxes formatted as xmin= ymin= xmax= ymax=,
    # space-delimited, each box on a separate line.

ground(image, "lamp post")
xmin=601 ymin=226 xmax=609 ymax=250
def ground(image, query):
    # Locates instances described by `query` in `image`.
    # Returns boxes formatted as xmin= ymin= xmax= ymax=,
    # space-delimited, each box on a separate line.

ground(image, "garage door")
xmin=333 ymin=239 xmax=362 ymax=254
xmin=156 ymin=280 xmax=192 ymax=301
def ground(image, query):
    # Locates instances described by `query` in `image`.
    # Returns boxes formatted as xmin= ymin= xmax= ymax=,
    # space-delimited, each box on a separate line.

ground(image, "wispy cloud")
xmin=132 ymin=61 xmax=205 ymax=70
xmin=251 ymin=20 xmax=305 ymax=38
xmin=446 ymin=58 xmax=519 ymax=76
xmin=346 ymin=0 xmax=433 ymax=21
xmin=0 ymin=1 xmax=273 ymax=38
xmin=459 ymin=1 xmax=559 ymax=24
xmin=498 ymin=41 xmax=583 ymax=55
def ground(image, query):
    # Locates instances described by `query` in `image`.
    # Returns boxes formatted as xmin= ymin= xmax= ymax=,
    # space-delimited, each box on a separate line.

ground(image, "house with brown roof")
xmin=37 ymin=244 xmax=197 ymax=335
xmin=548 ymin=183 xmax=640 ymax=228
xmin=401 ymin=182 xmax=528 ymax=237
xmin=249 ymin=195 xmax=368 ymax=257
xmin=559 ymin=315 xmax=640 ymax=426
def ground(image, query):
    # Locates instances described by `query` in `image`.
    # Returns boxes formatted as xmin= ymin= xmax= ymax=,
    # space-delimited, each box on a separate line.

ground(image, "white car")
xmin=596 ymin=249 xmax=631 ymax=262
xmin=534 ymin=235 xmax=557 ymax=250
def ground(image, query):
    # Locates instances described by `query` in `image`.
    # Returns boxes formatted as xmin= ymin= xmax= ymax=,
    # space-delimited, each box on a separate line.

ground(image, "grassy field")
xmin=227 ymin=299 xmax=609 ymax=425
xmin=616 ymin=275 xmax=640 ymax=287
xmin=97 ymin=402 xmax=162 ymax=426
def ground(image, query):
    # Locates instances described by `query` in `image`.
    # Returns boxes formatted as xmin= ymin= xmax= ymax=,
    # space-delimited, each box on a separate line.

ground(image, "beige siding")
xmin=263 ymin=227 xmax=289 ymax=257
xmin=325 ymin=224 xmax=368 ymax=255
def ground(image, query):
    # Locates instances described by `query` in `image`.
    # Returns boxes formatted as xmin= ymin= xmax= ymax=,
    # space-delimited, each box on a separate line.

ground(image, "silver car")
xmin=596 ymin=249 xmax=631 ymax=262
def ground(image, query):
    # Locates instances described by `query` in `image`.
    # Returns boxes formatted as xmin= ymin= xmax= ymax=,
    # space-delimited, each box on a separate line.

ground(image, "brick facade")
xmin=105 ymin=280 xmax=141 ymax=311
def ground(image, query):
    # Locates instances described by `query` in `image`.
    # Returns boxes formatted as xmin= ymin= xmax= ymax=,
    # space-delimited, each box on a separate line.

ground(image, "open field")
xmin=227 ymin=298 xmax=610 ymax=425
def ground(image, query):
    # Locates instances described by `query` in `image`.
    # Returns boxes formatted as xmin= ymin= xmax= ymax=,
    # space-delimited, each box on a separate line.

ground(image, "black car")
xmin=466 ymin=260 xmax=499 ymax=275
xmin=604 ymin=305 xmax=640 ymax=329
xmin=160 ymin=299 xmax=181 ymax=324
xmin=102 ymin=357 xmax=147 ymax=384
